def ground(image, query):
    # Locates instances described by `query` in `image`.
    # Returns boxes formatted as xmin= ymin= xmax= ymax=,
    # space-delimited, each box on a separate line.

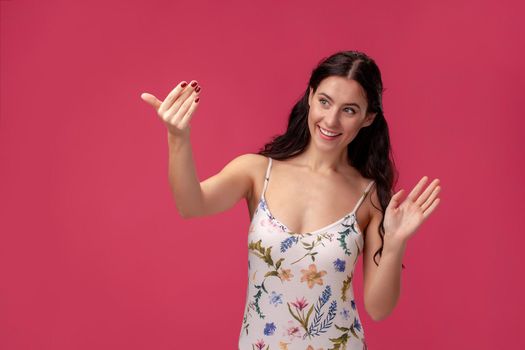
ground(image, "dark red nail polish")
xmin=191 ymin=81 xmax=198 ymax=87
xmin=181 ymin=82 xmax=187 ymax=88
xmin=195 ymin=86 xmax=201 ymax=92
xmin=195 ymin=97 xmax=200 ymax=103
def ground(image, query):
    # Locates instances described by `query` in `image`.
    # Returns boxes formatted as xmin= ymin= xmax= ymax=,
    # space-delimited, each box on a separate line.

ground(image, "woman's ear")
xmin=363 ymin=112 xmax=376 ymax=127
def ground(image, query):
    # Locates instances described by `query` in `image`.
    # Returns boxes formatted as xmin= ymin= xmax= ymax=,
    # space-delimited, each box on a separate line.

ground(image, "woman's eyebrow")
xmin=318 ymin=92 xmax=361 ymax=110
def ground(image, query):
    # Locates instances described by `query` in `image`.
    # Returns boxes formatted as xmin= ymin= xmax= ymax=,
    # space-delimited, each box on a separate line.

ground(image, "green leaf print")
xmin=328 ymin=323 xmax=363 ymax=349
xmin=327 ymin=331 xmax=349 ymax=350
xmin=264 ymin=246 xmax=274 ymax=266
xmin=287 ymin=302 xmax=304 ymax=324
xmin=264 ymin=271 xmax=279 ymax=278
xmin=337 ymin=227 xmax=352 ymax=255
xmin=291 ymin=234 xmax=332 ymax=265
xmin=305 ymin=304 xmax=315 ymax=329
xmin=349 ymin=325 xmax=359 ymax=338
xmin=286 ymin=301 xmax=314 ymax=335
xmin=253 ymin=288 xmax=266 ymax=319
xmin=334 ymin=324 xmax=350 ymax=332
xmin=340 ymin=274 xmax=353 ymax=302
xmin=302 ymin=240 xmax=313 ymax=248
xmin=261 ymin=280 xmax=268 ymax=293
xmin=249 ymin=240 xmax=273 ymax=267
xmin=248 ymin=239 xmax=294 ymax=322
xmin=275 ymin=258 xmax=284 ymax=269
xmin=248 ymin=239 xmax=288 ymax=284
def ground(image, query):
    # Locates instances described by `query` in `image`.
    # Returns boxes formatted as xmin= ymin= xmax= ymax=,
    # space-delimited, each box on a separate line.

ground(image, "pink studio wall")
xmin=1 ymin=0 xmax=523 ymax=349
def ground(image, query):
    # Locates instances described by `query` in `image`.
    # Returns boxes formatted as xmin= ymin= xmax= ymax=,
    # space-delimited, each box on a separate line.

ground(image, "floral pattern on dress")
xmin=239 ymin=158 xmax=374 ymax=350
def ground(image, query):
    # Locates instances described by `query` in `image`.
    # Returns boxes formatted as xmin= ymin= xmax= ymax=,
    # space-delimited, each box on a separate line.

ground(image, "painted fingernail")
xmin=195 ymin=97 xmax=200 ymax=103
xmin=195 ymin=86 xmax=201 ymax=92
xmin=191 ymin=81 xmax=198 ymax=87
xmin=181 ymin=82 xmax=187 ymax=88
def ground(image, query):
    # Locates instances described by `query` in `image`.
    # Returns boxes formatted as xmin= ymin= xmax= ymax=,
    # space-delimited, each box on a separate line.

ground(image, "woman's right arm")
xmin=142 ymin=79 xmax=253 ymax=219
xmin=168 ymin=133 xmax=254 ymax=218
xmin=166 ymin=131 xmax=202 ymax=218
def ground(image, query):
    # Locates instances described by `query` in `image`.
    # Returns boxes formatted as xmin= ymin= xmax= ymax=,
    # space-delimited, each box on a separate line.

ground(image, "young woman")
xmin=141 ymin=51 xmax=441 ymax=350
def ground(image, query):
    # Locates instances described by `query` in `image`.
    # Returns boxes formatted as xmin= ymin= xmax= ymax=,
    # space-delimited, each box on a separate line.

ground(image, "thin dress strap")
xmin=351 ymin=180 xmax=375 ymax=215
xmin=261 ymin=157 xmax=273 ymax=199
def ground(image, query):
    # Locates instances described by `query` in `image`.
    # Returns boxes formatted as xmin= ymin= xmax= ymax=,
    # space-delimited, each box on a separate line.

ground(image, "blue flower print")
xmin=333 ymin=258 xmax=346 ymax=272
xmin=264 ymin=322 xmax=276 ymax=336
xmin=340 ymin=308 xmax=351 ymax=320
xmin=320 ymin=285 xmax=332 ymax=304
xmin=269 ymin=291 xmax=283 ymax=307
xmin=353 ymin=317 xmax=362 ymax=332
xmin=351 ymin=299 xmax=356 ymax=310
xmin=280 ymin=236 xmax=299 ymax=253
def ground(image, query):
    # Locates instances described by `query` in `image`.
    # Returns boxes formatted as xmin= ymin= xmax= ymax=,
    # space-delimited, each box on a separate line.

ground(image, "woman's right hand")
xmin=140 ymin=80 xmax=201 ymax=138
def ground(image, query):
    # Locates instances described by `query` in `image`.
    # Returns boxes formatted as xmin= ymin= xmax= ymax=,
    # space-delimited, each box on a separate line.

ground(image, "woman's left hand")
xmin=383 ymin=176 xmax=441 ymax=245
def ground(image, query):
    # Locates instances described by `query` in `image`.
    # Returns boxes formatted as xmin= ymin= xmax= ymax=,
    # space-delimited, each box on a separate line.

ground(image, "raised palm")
xmin=383 ymin=176 xmax=441 ymax=243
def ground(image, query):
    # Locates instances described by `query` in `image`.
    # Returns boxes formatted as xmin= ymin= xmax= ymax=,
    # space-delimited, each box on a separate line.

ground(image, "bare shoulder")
xmin=363 ymin=182 xmax=383 ymax=237
xmin=237 ymin=153 xmax=268 ymax=164
xmin=230 ymin=153 xmax=268 ymax=198
xmin=232 ymin=153 xmax=267 ymax=173
xmin=365 ymin=181 xmax=384 ymax=227
xmin=192 ymin=153 xmax=267 ymax=218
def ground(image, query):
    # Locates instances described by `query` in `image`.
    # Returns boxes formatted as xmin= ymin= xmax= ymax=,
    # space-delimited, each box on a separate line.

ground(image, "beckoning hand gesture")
xmin=383 ymin=176 xmax=441 ymax=244
xmin=140 ymin=80 xmax=201 ymax=138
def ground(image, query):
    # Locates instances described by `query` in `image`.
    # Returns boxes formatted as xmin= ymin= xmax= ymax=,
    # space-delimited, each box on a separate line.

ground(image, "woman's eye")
xmin=319 ymin=98 xmax=354 ymax=114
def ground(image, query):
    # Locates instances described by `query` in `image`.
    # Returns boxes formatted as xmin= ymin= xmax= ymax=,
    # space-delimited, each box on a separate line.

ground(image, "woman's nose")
xmin=323 ymin=109 xmax=340 ymax=126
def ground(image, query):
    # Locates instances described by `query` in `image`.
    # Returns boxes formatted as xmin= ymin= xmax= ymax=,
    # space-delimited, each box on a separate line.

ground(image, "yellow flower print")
xmin=306 ymin=346 xmax=324 ymax=350
xmin=279 ymin=340 xmax=290 ymax=350
xmin=279 ymin=268 xmax=294 ymax=282
xmin=300 ymin=263 xmax=327 ymax=289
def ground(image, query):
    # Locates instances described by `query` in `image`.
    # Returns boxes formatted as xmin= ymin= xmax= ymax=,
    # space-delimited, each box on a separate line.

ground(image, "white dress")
xmin=239 ymin=157 xmax=375 ymax=350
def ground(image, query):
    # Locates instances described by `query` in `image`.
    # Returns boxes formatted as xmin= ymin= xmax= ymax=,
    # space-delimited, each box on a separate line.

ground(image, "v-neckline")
xmin=260 ymin=192 xmax=364 ymax=236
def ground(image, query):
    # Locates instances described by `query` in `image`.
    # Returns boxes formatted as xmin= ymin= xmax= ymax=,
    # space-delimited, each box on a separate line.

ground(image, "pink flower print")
xmin=282 ymin=320 xmax=303 ymax=341
xmin=261 ymin=216 xmax=284 ymax=231
xmin=254 ymin=338 xmax=266 ymax=350
xmin=291 ymin=296 xmax=309 ymax=311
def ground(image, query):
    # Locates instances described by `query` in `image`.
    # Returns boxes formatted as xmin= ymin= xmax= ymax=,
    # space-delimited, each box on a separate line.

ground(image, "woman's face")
xmin=307 ymin=76 xmax=376 ymax=152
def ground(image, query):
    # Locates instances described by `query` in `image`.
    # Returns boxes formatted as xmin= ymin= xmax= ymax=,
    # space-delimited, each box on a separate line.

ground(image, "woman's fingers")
xmin=158 ymin=81 xmax=190 ymax=115
xmin=165 ymin=80 xmax=199 ymax=117
xmin=142 ymin=79 xmax=202 ymax=138
xmin=422 ymin=197 xmax=440 ymax=220
xmin=406 ymin=176 xmax=429 ymax=202
xmin=421 ymin=185 xmax=441 ymax=213
xmin=387 ymin=188 xmax=405 ymax=210
xmin=168 ymin=89 xmax=199 ymax=124
xmin=179 ymin=94 xmax=200 ymax=129
xmin=140 ymin=92 xmax=162 ymax=110
xmin=415 ymin=178 xmax=440 ymax=207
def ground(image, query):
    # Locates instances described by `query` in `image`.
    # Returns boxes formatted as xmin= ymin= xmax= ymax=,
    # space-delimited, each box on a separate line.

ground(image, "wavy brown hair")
xmin=257 ymin=50 xmax=401 ymax=268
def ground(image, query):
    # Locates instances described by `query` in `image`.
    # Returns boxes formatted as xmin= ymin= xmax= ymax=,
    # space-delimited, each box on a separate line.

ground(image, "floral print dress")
xmin=239 ymin=157 xmax=375 ymax=350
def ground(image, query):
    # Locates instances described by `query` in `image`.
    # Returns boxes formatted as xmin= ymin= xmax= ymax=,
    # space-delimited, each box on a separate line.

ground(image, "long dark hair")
xmin=257 ymin=50 xmax=400 ymax=268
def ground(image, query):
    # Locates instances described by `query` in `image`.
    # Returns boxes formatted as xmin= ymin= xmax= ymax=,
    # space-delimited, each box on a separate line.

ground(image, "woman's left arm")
xmin=363 ymin=176 xmax=441 ymax=321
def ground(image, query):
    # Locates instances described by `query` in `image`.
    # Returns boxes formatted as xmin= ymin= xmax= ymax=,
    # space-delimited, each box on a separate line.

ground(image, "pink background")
xmin=1 ymin=0 xmax=524 ymax=349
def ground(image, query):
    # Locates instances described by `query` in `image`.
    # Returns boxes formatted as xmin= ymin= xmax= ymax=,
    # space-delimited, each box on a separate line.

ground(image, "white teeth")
xmin=320 ymin=126 xmax=340 ymax=137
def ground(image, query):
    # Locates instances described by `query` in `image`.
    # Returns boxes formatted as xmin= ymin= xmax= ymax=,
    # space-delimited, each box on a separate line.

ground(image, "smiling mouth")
xmin=318 ymin=125 xmax=342 ymax=137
